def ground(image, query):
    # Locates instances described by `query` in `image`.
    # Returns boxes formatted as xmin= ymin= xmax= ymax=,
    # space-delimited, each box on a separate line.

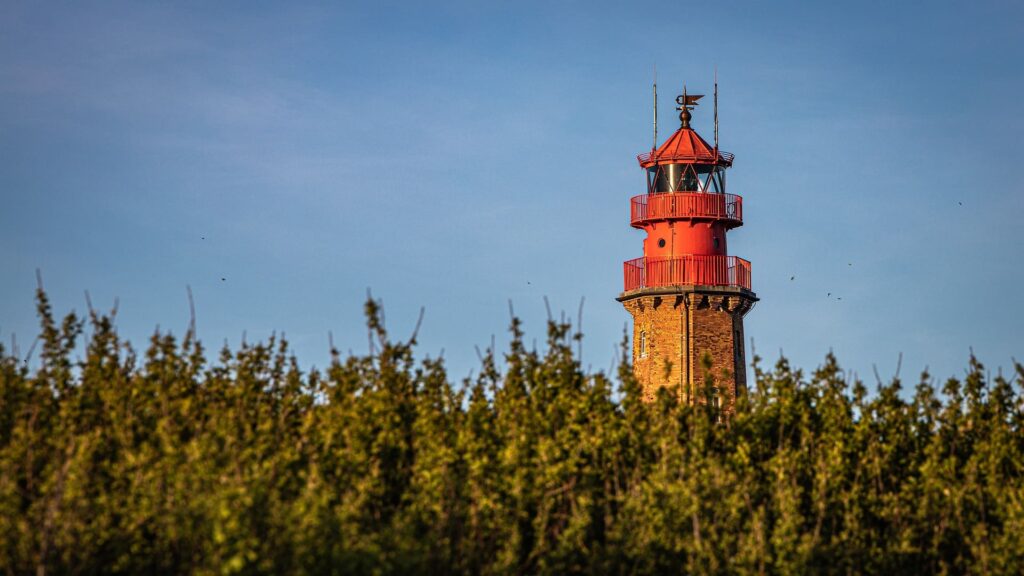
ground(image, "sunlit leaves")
xmin=0 ymin=293 xmax=1022 ymax=574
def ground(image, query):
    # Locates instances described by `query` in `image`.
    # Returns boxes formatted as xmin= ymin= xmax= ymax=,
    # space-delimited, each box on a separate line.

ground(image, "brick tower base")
xmin=619 ymin=287 xmax=756 ymax=406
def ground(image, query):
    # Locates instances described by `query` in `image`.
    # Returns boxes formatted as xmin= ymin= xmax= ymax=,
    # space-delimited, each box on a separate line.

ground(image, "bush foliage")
xmin=2 ymin=290 xmax=1024 ymax=575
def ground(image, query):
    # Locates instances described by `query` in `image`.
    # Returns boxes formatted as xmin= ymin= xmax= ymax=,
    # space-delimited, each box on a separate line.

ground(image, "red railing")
xmin=623 ymin=255 xmax=752 ymax=292
xmin=630 ymin=192 xmax=742 ymax=227
xmin=637 ymin=150 xmax=734 ymax=165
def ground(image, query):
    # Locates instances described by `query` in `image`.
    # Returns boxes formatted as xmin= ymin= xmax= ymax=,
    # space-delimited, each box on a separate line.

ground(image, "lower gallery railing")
xmin=623 ymin=255 xmax=752 ymax=291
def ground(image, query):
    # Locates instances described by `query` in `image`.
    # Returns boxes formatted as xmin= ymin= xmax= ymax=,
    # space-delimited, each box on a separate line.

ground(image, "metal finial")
xmin=675 ymin=84 xmax=704 ymax=129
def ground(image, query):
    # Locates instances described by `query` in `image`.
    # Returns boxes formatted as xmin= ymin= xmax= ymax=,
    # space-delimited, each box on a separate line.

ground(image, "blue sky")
xmin=2 ymin=0 xmax=1022 ymax=385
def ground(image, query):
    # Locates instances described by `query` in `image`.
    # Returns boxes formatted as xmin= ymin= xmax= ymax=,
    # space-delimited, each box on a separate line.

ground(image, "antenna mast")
xmin=714 ymin=69 xmax=719 ymax=151
xmin=653 ymin=66 xmax=658 ymax=150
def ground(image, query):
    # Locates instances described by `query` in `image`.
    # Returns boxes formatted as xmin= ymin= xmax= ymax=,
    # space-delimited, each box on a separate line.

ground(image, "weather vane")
xmin=675 ymin=84 xmax=703 ymax=128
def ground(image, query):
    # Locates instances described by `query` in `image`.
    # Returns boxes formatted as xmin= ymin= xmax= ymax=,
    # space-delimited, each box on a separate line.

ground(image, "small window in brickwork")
xmin=639 ymin=331 xmax=648 ymax=359
xmin=711 ymin=386 xmax=723 ymax=423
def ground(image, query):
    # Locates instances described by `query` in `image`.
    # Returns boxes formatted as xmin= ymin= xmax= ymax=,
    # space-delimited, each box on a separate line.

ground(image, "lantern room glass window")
xmin=646 ymin=164 xmax=726 ymax=194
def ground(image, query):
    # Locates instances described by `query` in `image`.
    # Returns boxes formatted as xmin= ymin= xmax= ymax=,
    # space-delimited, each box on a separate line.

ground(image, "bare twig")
xmin=407 ymin=306 xmax=425 ymax=346
xmin=185 ymin=285 xmax=197 ymax=343
xmin=84 ymin=290 xmax=95 ymax=321
xmin=24 ymin=337 xmax=39 ymax=366
xmin=576 ymin=296 xmax=585 ymax=361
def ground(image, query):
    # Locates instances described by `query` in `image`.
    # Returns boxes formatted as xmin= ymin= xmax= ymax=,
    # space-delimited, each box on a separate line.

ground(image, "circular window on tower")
xmin=658 ymin=238 xmax=666 ymax=248
xmin=713 ymin=237 xmax=720 ymax=249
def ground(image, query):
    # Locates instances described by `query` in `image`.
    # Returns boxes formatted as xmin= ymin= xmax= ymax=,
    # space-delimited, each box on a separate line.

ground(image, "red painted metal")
xmin=642 ymin=221 xmax=730 ymax=258
xmin=623 ymin=256 xmax=752 ymax=292
xmin=637 ymin=126 xmax=733 ymax=168
xmin=630 ymin=192 xmax=742 ymax=227
xmin=623 ymin=115 xmax=753 ymax=296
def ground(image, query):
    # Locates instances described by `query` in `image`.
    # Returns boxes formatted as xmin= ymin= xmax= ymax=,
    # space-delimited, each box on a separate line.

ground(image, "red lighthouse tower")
xmin=618 ymin=83 xmax=757 ymax=407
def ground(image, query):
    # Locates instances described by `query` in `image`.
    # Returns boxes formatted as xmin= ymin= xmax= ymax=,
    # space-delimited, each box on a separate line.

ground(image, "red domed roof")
xmin=638 ymin=127 xmax=733 ymax=168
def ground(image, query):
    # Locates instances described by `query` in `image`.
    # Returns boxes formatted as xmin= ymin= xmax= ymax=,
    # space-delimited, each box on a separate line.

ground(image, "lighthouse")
xmin=618 ymin=83 xmax=757 ymax=408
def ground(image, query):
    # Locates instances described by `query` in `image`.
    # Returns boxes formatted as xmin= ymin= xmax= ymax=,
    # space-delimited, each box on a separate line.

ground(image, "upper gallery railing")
xmin=630 ymin=192 xmax=742 ymax=227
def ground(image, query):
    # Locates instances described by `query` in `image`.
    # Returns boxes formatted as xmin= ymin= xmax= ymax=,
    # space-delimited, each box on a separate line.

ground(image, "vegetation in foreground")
xmin=2 ymin=290 xmax=1023 ymax=575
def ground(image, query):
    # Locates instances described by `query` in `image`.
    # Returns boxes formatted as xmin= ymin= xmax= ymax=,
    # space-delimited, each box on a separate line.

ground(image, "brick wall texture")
xmin=622 ymin=291 xmax=754 ymax=407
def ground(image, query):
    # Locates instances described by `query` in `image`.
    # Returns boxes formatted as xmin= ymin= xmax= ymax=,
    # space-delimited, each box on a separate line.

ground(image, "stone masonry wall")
xmin=622 ymin=291 xmax=753 ymax=408
xmin=622 ymin=294 xmax=685 ymax=402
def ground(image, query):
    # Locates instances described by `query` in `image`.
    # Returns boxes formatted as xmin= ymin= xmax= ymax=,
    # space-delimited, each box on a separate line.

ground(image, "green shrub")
xmin=1 ymin=290 xmax=1022 ymax=575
